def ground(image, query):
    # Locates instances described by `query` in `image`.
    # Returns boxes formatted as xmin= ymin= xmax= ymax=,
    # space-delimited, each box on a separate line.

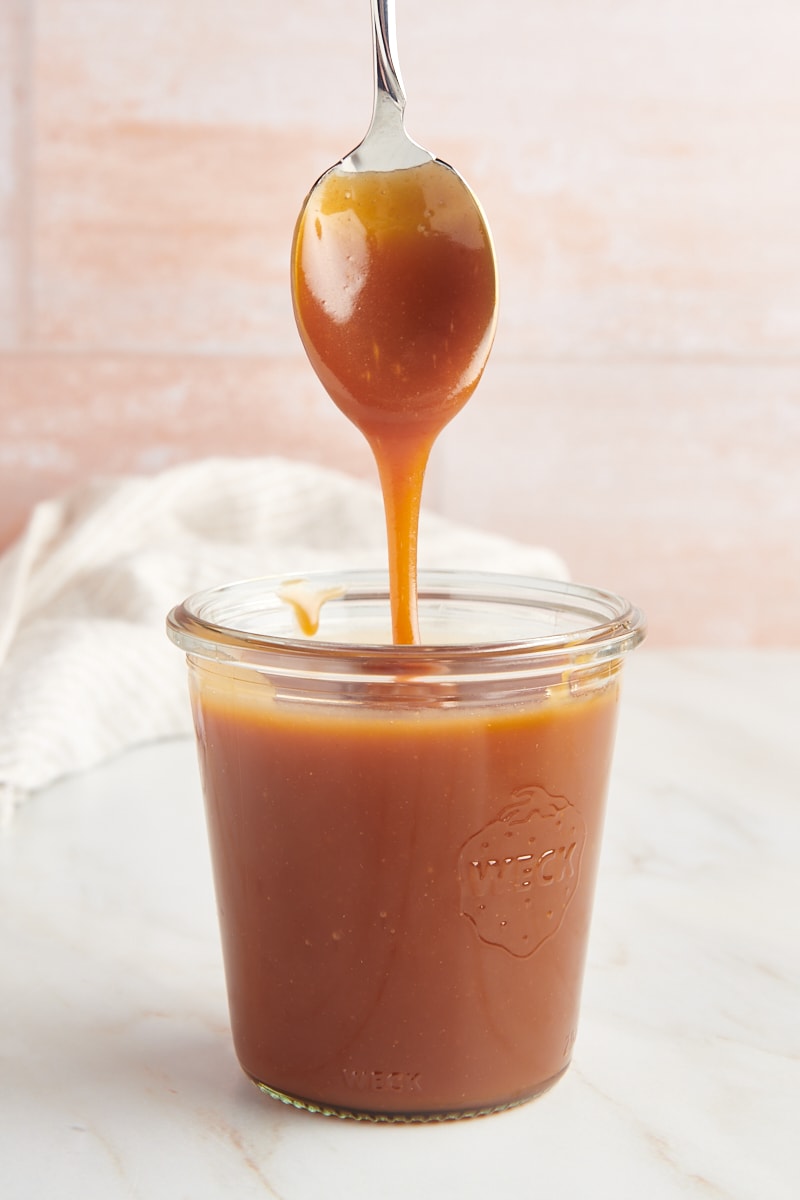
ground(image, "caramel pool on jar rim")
xmin=167 ymin=571 xmax=645 ymax=1121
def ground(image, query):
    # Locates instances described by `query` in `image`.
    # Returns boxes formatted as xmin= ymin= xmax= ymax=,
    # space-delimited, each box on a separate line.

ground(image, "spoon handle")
xmin=345 ymin=1 xmax=430 ymax=170
xmin=371 ymin=0 xmax=406 ymax=113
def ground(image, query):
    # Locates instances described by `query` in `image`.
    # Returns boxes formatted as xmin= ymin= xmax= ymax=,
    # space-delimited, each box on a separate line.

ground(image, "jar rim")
xmin=166 ymin=570 xmax=646 ymax=673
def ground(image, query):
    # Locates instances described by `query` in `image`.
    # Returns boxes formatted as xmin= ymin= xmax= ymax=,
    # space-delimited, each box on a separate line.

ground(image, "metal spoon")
xmin=291 ymin=0 xmax=498 ymax=643
xmin=344 ymin=0 xmax=442 ymax=173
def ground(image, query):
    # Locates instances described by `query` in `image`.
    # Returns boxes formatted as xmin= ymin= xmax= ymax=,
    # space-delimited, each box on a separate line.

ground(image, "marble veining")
xmin=1 ymin=651 xmax=798 ymax=1199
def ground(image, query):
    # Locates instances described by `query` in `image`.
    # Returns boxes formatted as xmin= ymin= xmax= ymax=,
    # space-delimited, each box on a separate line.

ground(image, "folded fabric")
xmin=0 ymin=456 xmax=567 ymax=820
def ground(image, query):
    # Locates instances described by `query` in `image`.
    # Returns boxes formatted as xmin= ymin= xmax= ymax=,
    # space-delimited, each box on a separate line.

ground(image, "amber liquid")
xmin=191 ymin=665 xmax=620 ymax=1119
xmin=189 ymin=148 xmax=615 ymax=1121
xmin=292 ymin=160 xmax=497 ymax=643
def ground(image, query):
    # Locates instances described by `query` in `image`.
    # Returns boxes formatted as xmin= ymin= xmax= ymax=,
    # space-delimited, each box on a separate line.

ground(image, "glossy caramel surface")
xmin=292 ymin=161 xmax=497 ymax=642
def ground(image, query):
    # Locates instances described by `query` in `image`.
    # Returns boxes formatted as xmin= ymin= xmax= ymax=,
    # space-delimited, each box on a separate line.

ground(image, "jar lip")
xmin=166 ymin=570 xmax=646 ymax=670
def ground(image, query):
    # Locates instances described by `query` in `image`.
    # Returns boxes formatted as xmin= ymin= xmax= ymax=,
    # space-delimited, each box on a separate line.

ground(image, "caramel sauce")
xmin=277 ymin=579 xmax=347 ymax=637
xmin=192 ymin=665 xmax=620 ymax=1117
xmin=291 ymin=160 xmax=497 ymax=643
xmin=187 ymin=139 xmax=618 ymax=1122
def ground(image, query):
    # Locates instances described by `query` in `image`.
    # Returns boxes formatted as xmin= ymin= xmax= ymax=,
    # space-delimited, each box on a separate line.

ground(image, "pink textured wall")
xmin=1 ymin=1 xmax=798 ymax=645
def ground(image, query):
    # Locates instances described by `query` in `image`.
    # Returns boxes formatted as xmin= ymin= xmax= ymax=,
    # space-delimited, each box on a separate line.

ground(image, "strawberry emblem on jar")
xmin=458 ymin=785 xmax=586 ymax=958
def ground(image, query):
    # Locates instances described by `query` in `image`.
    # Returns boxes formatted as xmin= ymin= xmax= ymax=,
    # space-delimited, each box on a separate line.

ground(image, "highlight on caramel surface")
xmin=291 ymin=159 xmax=498 ymax=645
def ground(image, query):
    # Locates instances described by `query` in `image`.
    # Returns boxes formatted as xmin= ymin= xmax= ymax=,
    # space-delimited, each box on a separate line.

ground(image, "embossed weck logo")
xmin=458 ymin=785 xmax=586 ymax=957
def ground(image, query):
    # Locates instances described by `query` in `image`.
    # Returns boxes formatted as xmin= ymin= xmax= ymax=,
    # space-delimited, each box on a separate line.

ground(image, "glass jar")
xmin=167 ymin=570 xmax=645 ymax=1121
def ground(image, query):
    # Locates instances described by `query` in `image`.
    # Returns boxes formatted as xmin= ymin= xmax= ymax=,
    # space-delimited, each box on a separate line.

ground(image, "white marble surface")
xmin=1 ymin=651 xmax=798 ymax=1199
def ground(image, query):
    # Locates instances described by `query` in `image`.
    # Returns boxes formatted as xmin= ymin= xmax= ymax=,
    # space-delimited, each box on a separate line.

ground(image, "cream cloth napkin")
xmin=0 ymin=457 xmax=567 ymax=820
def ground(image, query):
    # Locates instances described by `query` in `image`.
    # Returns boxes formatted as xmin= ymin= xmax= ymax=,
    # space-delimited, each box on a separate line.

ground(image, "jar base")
xmin=247 ymin=1065 xmax=569 ymax=1124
